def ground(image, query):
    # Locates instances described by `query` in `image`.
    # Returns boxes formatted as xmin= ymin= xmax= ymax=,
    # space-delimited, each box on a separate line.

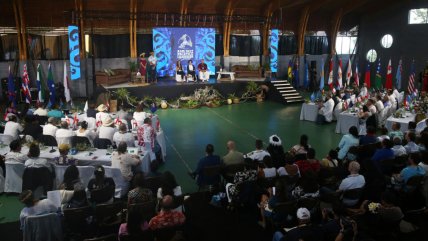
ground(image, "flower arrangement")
xmin=368 ymin=202 xmax=381 ymax=214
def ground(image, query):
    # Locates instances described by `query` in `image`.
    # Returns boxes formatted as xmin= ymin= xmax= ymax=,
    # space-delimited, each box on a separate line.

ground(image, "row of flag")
xmin=288 ymin=57 xmax=415 ymax=94
xmin=7 ymin=62 xmax=72 ymax=108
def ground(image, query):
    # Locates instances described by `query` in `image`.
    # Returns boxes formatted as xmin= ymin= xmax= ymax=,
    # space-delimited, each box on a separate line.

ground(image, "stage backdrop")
xmin=153 ymin=27 xmax=215 ymax=77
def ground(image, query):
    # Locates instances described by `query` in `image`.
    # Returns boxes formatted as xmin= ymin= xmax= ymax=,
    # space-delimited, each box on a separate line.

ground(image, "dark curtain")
xmin=27 ymin=34 xmax=68 ymax=60
xmin=1 ymin=34 xmax=18 ymax=61
xmin=278 ymin=35 xmax=297 ymax=55
xmin=215 ymin=34 xmax=223 ymax=56
xmin=136 ymin=34 xmax=153 ymax=55
xmin=0 ymin=37 xmax=4 ymax=61
xmin=304 ymin=36 xmax=329 ymax=55
xmin=93 ymin=34 xmax=130 ymax=58
xmin=230 ymin=35 xmax=261 ymax=56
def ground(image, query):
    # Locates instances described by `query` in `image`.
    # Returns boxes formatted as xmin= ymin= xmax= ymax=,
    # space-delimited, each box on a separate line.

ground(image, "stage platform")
xmin=100 ymin=77 xmax=267 ymax=100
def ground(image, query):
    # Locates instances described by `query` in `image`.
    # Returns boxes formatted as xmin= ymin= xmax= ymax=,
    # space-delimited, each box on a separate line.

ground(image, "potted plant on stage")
xmin=186 ymin=99 xmax=201 ymax=109
xmin=129 ymin=61 xmax=138 ymax=83
xmin=228 ymin=93 xmax=239 ymax=104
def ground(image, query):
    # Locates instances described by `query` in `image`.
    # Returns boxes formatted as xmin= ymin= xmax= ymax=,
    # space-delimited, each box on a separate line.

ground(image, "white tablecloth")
xmin=335 ymin=111 xmax=360 ymax=134
xmin=385 ymin=112 xmax=416 ymax=132
xmin=300 ymin=103 xmax=319 ymax=122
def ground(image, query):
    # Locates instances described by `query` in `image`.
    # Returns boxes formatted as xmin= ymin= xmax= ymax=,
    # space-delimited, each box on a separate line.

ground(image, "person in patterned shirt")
xmin=149 ymin=195 xmax=185 ymax=230
xmin=137 ymin=117 xmax=156 ymax=161
xmin=127 ymin=172 xmax=153 ymax=205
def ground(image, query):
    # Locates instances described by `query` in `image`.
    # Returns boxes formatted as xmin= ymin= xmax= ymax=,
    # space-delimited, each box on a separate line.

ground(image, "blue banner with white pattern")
xmin=270 ymin=29 xmax=279 ymax=73
xmin=68 ymin=25 xmax=81 ymax=80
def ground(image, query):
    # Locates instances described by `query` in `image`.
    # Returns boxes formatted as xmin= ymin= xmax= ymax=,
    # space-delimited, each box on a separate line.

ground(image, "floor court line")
xmin=163 ymin=133 xmax=193 ymax=172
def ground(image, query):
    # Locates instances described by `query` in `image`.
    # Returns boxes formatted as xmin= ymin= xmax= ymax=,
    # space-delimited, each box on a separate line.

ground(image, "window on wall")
xmin=336 ymin=36 xmax=357 ymax=54
xmin=380 ymin=34 xmax=393 ymax=48
xmin=409 ymin=8 xmax=428 ymax=24
xmin=366 ymin=49 xmax=377 ymax=63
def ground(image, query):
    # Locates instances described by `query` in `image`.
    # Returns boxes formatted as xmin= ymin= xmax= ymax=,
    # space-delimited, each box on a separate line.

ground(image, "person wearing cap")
xmin=33 ymin=102 xmax=48 ymax=116
xmin=43 ymin=117 xmax=59 ymax=137
xmin=113 ymin=123 xmax=135 ymax=147
xmin=97 ymin=116 xmax=117 ymax=141
xmin=55 ymin=121 xmax=75 ymax=146
xmin=47 ymin=104 xmax=64 ymax=118
xmin=267 ymin=135 xmax=286 ymax=168
xmin=148 ymin=195 xmax=186 ymax=230
xmin=111 ymin=142 xmax=141 ymax=182
xmin=244 ymin=139 xmax=270 ymax=162
xmin=3 ymin=114 xmax=23 ymax=140
xmin=5 ymin=140 xmax=27 ymax=164
xmin=222 ymin=140 xmax=244 ymax=166
xmin=96 ymin=104 xmax=110 ymax=123
xmin=19 ymin=190 xmax=58 ymax=229
xmin=272 ymin=207 xmax=323 ymax=241
xmin=87 ymin=165 xmax=115 ymax=204
xmin=54 ymin=144 xmax=76 ymax=166
xmin=197 ymin=59 xmax=209 ymax=82
xmin=148 ymin=51 xmax=157 ymax=83
xmin=139 ymin=52 xmax=147 ymax=82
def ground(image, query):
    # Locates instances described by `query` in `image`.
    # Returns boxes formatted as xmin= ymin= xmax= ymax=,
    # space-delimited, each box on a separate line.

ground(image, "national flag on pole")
xmin=408 ymin=61 xmax=416 ymax=94
xmin=375 ymin=59 xmax=382 ymax=89
xmin=63 ymin=62 xmax=71 ymax=103
xmin=7 ymin=66 xmax=16 ymax=107
xmin=47 ymin=64 xmax=56 ymax=108
xmin=287 ymin=59 xmax=293 ymax=82
xmin=354 ymin=63 xmax=359 ymax=86
xmin=337 ymin=59 xmax=343 ymax=89
xmin=385 ymin=59 xmax=393 ymax=89
xmin=346 ymin=59 xmax=352 ymax=86
xmin=22 ymin=64 xmax=32 ymax=104
xmin=36 ymin=64 xmax=45 ymax=104
xmin=303 ymin=60 xmax=309 ymax=89
xmin=364 ymin=63 xmax=371 ymax=88
xmin=328 ymin=58 xmax=333 ymax=90
xmin=319 ymin=58 xmax=325 ymax=90
xmin=83 ymin=100 xmax=88 ymax=113
xmin=395 ymin=59 xmax=402 ymax=90
xmin=293 ymin=59 xmax=300 ymax=88
xmin=73 ymin=113 xmax=79 ymax=128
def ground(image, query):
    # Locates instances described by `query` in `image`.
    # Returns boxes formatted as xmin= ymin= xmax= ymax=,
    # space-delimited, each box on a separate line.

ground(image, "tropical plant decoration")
xmin=129 ymin=61 xmax=138 ymax=72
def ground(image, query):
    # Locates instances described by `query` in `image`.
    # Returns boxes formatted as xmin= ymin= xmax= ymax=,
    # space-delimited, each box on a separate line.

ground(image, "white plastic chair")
xmin=56 ymin=136 xmax=72 ymax=146
xmin=4 ymin=162 xmax=25 ymax=193
xmin=85 ymin=117 xmax=96 ymax=130
xmin=416 ymin=119 xmax=427 ymax=134
xmin=103 ymin=166 xmax=128 ymax=198
xmin=0 ymin=134 xmax=14 ymax=145
xmin=176 ymin=74 xmax=184 ymax=82
xmin=54 ymin=165 xmax=68 ymax=188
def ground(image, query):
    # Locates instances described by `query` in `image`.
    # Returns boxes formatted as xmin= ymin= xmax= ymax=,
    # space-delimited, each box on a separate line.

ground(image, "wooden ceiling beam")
xmin=13 ymin=0 xmax=28 ymax=60
xmin=222 ymin=0 xmax=241 ymax=56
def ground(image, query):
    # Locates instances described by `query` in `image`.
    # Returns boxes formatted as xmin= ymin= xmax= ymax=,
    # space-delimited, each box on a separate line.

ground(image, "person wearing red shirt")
xmin=295 ymin=148 xmax=320 ymax=175
xmin=197 ymin=59 xmax=209 ymax=82
xmin=149 ymin=195 xmax=185 ymax=230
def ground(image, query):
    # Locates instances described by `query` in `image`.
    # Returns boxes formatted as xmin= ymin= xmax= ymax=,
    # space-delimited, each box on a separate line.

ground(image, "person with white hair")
xmin=222 ymin=140 xmax=244 ymax=166
xmin=338 ymin=161 xmax=365 ymax=206
xmin=55 ymin=121 xmax=75 ymax=145
xmin=43 ymin=117 xmax=59 ymax=137
xmin=113 ymin=123 xmax=135 ymax=147
xmin=3 ymin=114 xmax=23 ymax=140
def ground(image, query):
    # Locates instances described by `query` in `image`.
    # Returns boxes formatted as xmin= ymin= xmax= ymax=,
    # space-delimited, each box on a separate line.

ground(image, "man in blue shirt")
xmin=189 ymin=144 xmax=223 ymax=187
xmin=395 ymin=152 xmax=426 ymax=184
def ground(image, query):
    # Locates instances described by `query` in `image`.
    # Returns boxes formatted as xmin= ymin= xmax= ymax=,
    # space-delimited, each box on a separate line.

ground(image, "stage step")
xmin=267 ymin=80 xmax=303 ymax=104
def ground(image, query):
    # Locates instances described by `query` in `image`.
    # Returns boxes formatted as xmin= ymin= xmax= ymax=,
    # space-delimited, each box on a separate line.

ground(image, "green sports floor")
xmin=0 ymin=100 xmax=342 ymax=224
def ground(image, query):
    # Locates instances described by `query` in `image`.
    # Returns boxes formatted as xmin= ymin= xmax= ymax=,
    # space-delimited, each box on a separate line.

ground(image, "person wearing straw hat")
xmin=139 ymin=52 xmax=147 ymax=82
xmin=96 ymin=104 xmax=109 ymax=123
xmin=98 ymin=116 xmax=117 ymax=140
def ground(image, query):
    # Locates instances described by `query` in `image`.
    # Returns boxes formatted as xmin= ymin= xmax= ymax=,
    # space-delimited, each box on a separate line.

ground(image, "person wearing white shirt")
xmin=95 ymin=104 xmax=110 ymax=124
xmin=404 ymin=132 xmax=420 ymax=154
xmin=359 ymin=83 xmax=368 ymax=97
xmin=244 ymin=139 xmax=270 ymax=162
xmin=148 ymin=51 xmax=157 ymax=83
xmin=375 ymin=95 xmax=384 ymax=113
xmin=388 ymin=90 xmax=397 ymax=109
xmin=74 ymin=121 xmax=97 ymax=144
xmin=98 ymin=117 xmax=117 ymax=140
xmin=3 ymin=115 xmax=23 ymax=140
xmin=24 ymin=143 xmax=50 ymax=169
xmin=337 ymin=161 xmax=365 ymax=206
xmin=113 ymin=123 xmax=135 ymax=147
xmin=55 ymin=121 xmax=75 ymax=146
xmin=111 ymin=142 xmax=141 ymax=181
xmin=318 ymin=94 xmax=335 ymax=123
xmin=133 ymin=104 xmax=147 ymax=126
xmin=33 ymin=103 xmax=48 ymax=116
xmin=367 ymin=99 xmax=377 ymax=116
xmin=391 ymin=136 xmax=407 ymax=157
xmin=5 ymin=140 xmax=27 ymax=163
xmin=43 ymin=117 xmax=59 ymax=137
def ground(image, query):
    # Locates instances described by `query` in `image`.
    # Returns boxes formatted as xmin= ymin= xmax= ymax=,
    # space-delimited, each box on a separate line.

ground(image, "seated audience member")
xmin=377 ymin=127 xmax=390 ymax=142
xmin=404 ymin=132 xmax=420 ymax=154
xmin=112 ymin=142 xmax=141 ymax=182
xmin=272 ymin=208 xmax=323 ymax=241
xmin=33 ymin=103 xmax=48 ymax=116
xmin=419 ymin=132 xmax=428 ymax=151
xmin=22 ymin=115 xmax=42 ymax=140
xmin=24 ymin=143 xmax=49 ymax=169
xmin=259 ymin=180 xmax=289 ymax=228
xmin=337 ymin=126 xmax=359 ymax=160
xmin=337 ymin=161 xmax=365 ymax=206
xmin=406 ymin=121 xmax=417 ymax=136
xmin=189 ymin=144 xmax=222 ymax=187
xmin=267 ymin=135 xmax=286 ymax=167
xmin=19 ymin=190 xmax=58 ymax=229
xmin=157 ymin=171 xmax=182 ymax=200
xmin=245 ymin=139 xmax=270 ymax=162
xmin=87 ymin=165 xmax=115 ymax=204
xmin=290 ymin=134 xmax=310 ymax=157
xmin=74 ymin=121 xmax=97 ymax=144
xmin=383 ymin=94 xmax=391 ymax=108
xmin=359 ymin=83 xmax=368 ymax=97
xmin=113 ymin=123 xmax=135 ymax=147
xmin=47 ymin=104 xmax=64 ymax=118
xmin=133 ymin=103 xmax=148 ymax=125
xmin=43 ymin=117 xmax=59 ymax=137
xmin=317 ymin=93 xmax=334 ymax=123
xmin=359 ymin=126 xmax=378 ymax=145
xmin=375 ymin=95 xmax=384 ymax=112
xmin=295 ymin=148 xmax=320 ymax=174
xmin=222 ymin=140 xmax=244 ymax=166
xmin=55 ymin=121 xmax=75 ymax=145
xmin=117 ymin=105 xmax=130 ymax=121
xmin=149 ymin=195 xmax=186 ymax=230
xmin=3 ymin=114 xmax=23 ymax=140
xmin=277 ymin=160 xmax=300 ymax=177
xmin=257 ymin=158 xmax=277 ymax=179
xmin=391 ymin=136 xmax=407 ymax=157
xmin=54 ymin=144 xmax=76 ymax=165
xmin=128 ymin=172 xmax=153 ymax=205
xmin=320 ymin=149 xmax=339 ymax=168
xmin=98 ymin=116 xmax=117 ymax=141
xmin=61 ymin=165 xmax=88 ymax=208
xmin=118 ymin=207 xmax=150 ymax=240
xmin=371 ymin=139 xmax=394 ymax=163
xmin=292 ymin=171 xmax=320 ymax=199
xmin=393 ymin=153 xmax=426 ymax=184
xmin=5 ymin=140 xmax=27 ymax=163
xmin=86 ymin=102 xmax=97 ymax=118
xmin=389 ymin=122 xmax=404 ymax=141
xmin=95 ymin=104 xmax=110 ymax=123
xmin=419 ymin=152 xmax=428 ymax=172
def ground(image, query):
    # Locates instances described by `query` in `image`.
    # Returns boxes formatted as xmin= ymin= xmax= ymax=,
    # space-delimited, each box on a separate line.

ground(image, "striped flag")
xmin=408 ymin=61 xmax=416 ymax=94
xmin=328 ymin=58 xmax=333 ymax=90
xmin=22 ymin=64 xmax=32 ymax=104
xmin=346 ymin=59 xmax=352 ymax=86
xmin=395 ymin=59 xmax=402 ymax=90
xmin=337 ymin=59 xmax=343 ymax=89
xmin=385 ymin=59 xmax=393 ymax=89
xmin=36 ymin=64 xmax=45 ymax=104
xmin=364 ymin=63 xmax=371 ymax=88
xmin=63 ymin=62 xmax=72 ymax=103
xmin=354 ymin=63 xmax=359 ymax=86
xmin=287 ymin=59 xmax=293 ymax=82
xmin=319 ymin=58 xmax=325 ymax=90
xmin=7 ymin=66 xmax=16 ymax=107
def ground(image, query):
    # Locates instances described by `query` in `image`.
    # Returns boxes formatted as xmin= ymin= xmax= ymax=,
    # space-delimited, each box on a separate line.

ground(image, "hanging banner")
xmin=68 ymin=25 xmax=81 ymax=80
xmin=270 ymin=29 xmax=279 ymax=73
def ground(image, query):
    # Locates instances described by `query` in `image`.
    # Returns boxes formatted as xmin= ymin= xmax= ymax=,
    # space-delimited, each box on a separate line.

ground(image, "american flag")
xmin=408 ymin=61 xmax=416 ymax=94
xmin=22 ymin=64 xmax=32 ymax=104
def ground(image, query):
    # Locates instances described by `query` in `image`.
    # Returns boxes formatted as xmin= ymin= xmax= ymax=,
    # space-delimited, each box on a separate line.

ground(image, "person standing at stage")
xmin=176 ymin=60 xmax=185 ymax=82
xmin=139 ymin=52 xmax=147 ymax=83
xmin=198 ymin=59 xmax=209 ymax=82
xmin=187 ymin=60 xmax=196 ymax=82
xmin=148 ymin=51 xmax=157 ymax=83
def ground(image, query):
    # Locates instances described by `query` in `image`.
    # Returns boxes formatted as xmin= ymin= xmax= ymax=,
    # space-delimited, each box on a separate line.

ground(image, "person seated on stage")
xmin=3 ymin=114 xmax=23 ymax=140
xmin=133 ymin=103 xmax=148 ymax=126
xmin=96 ymin=104 xmax=110 ymax=123
xmin=176 ymin=60 xmax=185 ymax=81
xmin=55 ymin=121 xmax=75 ymax=146
xmin=5 ymin=140 xmax=27 ymax=164
xmin=359 ymin=83 xmax=368 ymax=97
xmin=87 ymin=165 xmax=115 ymax=205
xmin=189 ymin=144 xmax=223 ymax=187
xmin=24 ymin=143 xmax=50 ymax=169
xmin=148 ymin=51 xmax=157 ymax=83
xmin=113 ymin=123 xmax=135 ymax=147
xmin=33 ymin=102 xmax=48 ymax=116
xmin=86 ymin=102 xmax=97 ymax=118
xmin=197 ymin=59 xmax=209 ymax=82
xmin=47 ymin=104 xmax=64 ymax=118
xmin=187 ymin=60 xmax=196 ymax=81
xmin=244 ymin=139 xmax=271 ymax=162
xmin=43 ymin=117 xmax=59 ymax=137
xmin=137 ymin=118 xmax=156 ymax=161
xmin=222 ymin=140 xmax=244 ymax=166
xmin=74 ymin=121 xmax=97 ymax=144
xmin=54 ymin=144 xmax=76 ymax=166
xmin=112 ymin=142 xmax=141 ymax=182
xmin=317 ymin=93 xmax=335 ymax=124
xmin=98 ymin=116 xmax=117 ymax=141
